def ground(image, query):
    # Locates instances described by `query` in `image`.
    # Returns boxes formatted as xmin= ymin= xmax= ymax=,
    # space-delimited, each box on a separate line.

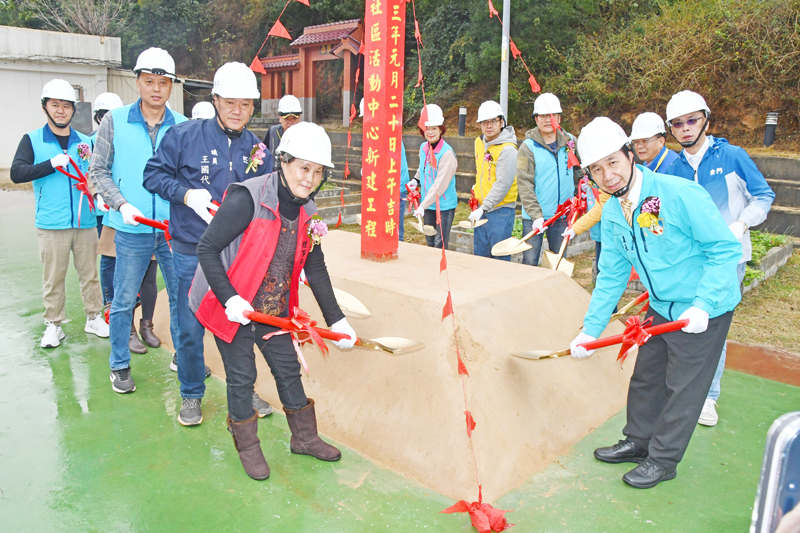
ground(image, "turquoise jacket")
xmin=105 ymin=101 xmax=187 ymax=233
xmin=418 ymin=140 xmax=457 ymax=211
xmin=28 ymin=125 xmax=95 ymax=230
xmin=520 ymin=137 xmax=575 ymax=220
xmin=582 ymin=166 xmax=742 ymax=338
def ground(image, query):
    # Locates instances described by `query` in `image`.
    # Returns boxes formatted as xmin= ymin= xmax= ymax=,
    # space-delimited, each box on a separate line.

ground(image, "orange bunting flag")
xmin=528 ymin=74 xmax=541 ymax=93
xmin=415 ymin=20 xmax=423 ymax=44
xmin=440 ymin=248 xmax=447 ymax=273
xmin=268 ymin=20 xmax=291 ymax=40
xmin=294 ymin=0 xmax=309 ymax=4
xmin=442 ymin=293 xmax=453 ymax=320
xmin=457 ymin=354 xmax=469 ymax=376
xmin=358 ymin=41 xmax=365 ymax=55
xmin=344 ymin=160 xmax=350 ymax=178
xmin=249 ymin=56 xmax=266 ymax=74
xmin=335 ymin=211 xmax=342 ymax=228
xmin=487 ymin=0 xmax=499 ymax=18
xmin=441 ymin=498 xmax=513 ymax=533
xmin=509 ymin=39 xmax=521 ymax=59
xmin=464 ymin=411 xmax=476 ymax=437
xmin=567 ymin=151 xmax=581 ymax=169
xmin=418 ymin=105 xmax=428 ymax=131
xmin=550 ymin=114 xmax=560 ymax=133
xmin=349 ymin=103 xmax=357 ymax=124
xmin=415 ymin=62 xmax=423 ymax=87
xmin=347 ymin=130 xmax=351 ymax=145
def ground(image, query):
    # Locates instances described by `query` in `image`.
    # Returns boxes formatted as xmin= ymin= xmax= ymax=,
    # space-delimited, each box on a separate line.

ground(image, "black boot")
xmin=284 ymin=398 xmax=341 ymax=461
xmin=227 ymin=410 xmax=270 ymax=480
xmin=139 ymin=319 xmax=161 ymax=348
xmin=129 ymin=320 xmax=147 ymax=354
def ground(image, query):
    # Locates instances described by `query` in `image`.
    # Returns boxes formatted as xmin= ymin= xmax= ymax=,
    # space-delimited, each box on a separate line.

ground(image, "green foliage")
xmin=749 ymin=230 xmax=788 ymax=265
xmin=743 ymin=265 xmax=765 ymax=287
xmin=0 ymin=0 xmax=40 ymax=27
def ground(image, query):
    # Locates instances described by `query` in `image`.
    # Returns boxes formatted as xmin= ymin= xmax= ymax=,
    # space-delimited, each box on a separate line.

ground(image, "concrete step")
xmin=766 ymin=178 xmax=800 ymax=207
xmin=755 ymin=204 xmax=800 ymax=236
xmin=315 ymin=192 xmax=361 ymax=207
xmin=317 ymin=202 xmax=362 ymax=225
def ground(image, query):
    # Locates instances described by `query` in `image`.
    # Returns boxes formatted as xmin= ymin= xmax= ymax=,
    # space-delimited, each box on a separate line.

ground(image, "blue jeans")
xmin=100 ymin=255 xmax=116 ymax=304
xmin=473 ymin=206 xmax=515 ymax=261
xmin=707 ymin=262 xmax=747 ymax=401
xmin=522 ymin=216 xmax=568 ymax=266
xmin=423 ymin=208 xmax=455 ymax=249
xmin=109 ymin=231 xmax=178 ymax=372
xmin=172 ymin=251 xmax=207 ymax=399
xmin=398 ymin=197 xmax=407 ymax=242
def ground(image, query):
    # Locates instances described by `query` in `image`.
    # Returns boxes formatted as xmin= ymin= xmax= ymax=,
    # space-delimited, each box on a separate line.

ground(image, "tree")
xmin=17 ymin=0 xmax=133 ymax=36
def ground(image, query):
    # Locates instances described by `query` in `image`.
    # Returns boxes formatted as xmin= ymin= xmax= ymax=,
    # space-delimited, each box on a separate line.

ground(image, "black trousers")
xmin=623 ymin=308 xmax=734 ymax=469
xmin=214 ymin=322 xmax=308 ymax=421
xmin=423 ymin=208 xmax=455 ymax=250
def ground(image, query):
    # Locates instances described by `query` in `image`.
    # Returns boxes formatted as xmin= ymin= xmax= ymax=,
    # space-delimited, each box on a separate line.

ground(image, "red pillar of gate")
xmin=360 ymin=0 xmax=406 ymax=261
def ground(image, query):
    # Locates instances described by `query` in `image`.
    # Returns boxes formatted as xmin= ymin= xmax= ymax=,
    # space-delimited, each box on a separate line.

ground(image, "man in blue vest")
xmin=629 ymin=112 xmax=678 ymax=174
xmin=570 ymin=117 xmax=741 ymax=489
xmin=90 ymin=47 xmax=188 ymax=394
xmin=143 ymin=62 xmax=275 ymax=426
xmin=10 ymin=79 xmax=108 ymax=348
xmin=516 ymin=93 xmax=581 ymax=266
xmin=665 ymin=90 xmax=775 ymax=427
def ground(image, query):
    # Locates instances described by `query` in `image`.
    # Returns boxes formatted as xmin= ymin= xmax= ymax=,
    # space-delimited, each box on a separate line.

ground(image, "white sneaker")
xmin=698 ymin=398 xmax=719 ymax=427
xmin=41 ymin=321 xmax=65 ymax=348
xmin=85 ymin=313 xmax=109 ymax=338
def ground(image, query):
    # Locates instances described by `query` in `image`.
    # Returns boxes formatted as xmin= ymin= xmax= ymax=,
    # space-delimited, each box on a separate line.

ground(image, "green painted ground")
xmin=2 ymin=190 xmax=798 ymax=532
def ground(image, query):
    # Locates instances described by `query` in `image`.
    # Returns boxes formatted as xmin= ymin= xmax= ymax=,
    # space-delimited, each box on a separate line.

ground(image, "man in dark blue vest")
xmin=11 ymin=79 xmax=107 ymax=348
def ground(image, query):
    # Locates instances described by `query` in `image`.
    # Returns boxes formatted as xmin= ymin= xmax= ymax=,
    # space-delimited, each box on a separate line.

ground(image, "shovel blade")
xmin=541 ymin=251 xmax=575 ymax=276
xmin=491 ymin=237 xmax=523 ymax=257
xmin=458 ymin=219 xmax=488 ymax=230
xmin=510 ymin=348 xmax=571 ymax=360
xmin=333 ymin=287 xmax=372 ymax=319
xmin=423 ymin=225 xmax=438 ymax=236
xmin=409 ymin=220 xmax=425 ymax=234
xmin=361 ymin=337 xmax=425 ymax=355
xmin=508 ymin=241 xmax=532 ymax=255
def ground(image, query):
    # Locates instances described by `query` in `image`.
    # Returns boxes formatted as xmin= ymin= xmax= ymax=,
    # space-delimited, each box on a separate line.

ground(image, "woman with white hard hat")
xmin=470 ymin=100 xmax=519 ymax=259
xmin=412 ymin=104 xmax=458 ymax=249
xmin=629 ymin=112 xmax=678 ymax=173
xmin=192 ymin=122 xmax=357 ymax=481
xmin=191 ymin=101 xmax=215 ymax=120
xmin=570 ymin=116 xmax=742 ymax=490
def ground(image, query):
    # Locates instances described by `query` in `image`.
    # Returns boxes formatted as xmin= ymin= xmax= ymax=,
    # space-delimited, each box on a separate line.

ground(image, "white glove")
xmin=95 ymin=194 xmax=109 ymax=212
xmin=186 ymin=189 xmax=215 ymax=224
xmin=413 ymin=205 xmax=425 ymax=218
xmin=562 ymin=227 xmax=576 ymax=239
xmin=678 ymin=306 xmax=709 ymax=334
xmin=331 ymin=318 xmax=357 ymax=349
xmin=532 ymin=217 xmax=545 ymax=233
xmin=728 ymin=221 xmax=747 ymax=240
xmin=407 ymin=180 xmax=418 ymax=191
xmin=118 ymin=202 xmax=143 ymax=226
xmin=224 ymin=295 xmax=253 ymax=325
xmin=468 ymin=207 xmax=485 ymax=223
xmin=570 ymin=332 xmax=596 ymax=358
xmin=50 ymin=153 xmax=70 ymax=169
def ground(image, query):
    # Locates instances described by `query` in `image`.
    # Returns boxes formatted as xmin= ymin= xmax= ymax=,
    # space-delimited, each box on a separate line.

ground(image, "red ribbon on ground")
xmin=441 ymin=495 xmax=513 ymax=533
xmin=617 ymin=315 xmax=654 ymax=363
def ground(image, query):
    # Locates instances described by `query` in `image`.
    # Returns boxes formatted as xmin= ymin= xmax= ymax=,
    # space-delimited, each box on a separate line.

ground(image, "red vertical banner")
xmin=360 ymin=0 xmax=406 ymax=261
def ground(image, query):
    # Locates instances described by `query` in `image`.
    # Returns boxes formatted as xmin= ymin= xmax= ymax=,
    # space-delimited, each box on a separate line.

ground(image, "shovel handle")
xmin=243 ymin=310 xmax=361 ymax=346
xmin=608 ymin=291 xmax=650 ymax=322
xmin=132 ymin=215 xmax=168 ymax=231
xmin=580 ymin=318 xmax=689 ymax=351
xmin=517 ymin=206 xmax=570 ymax=244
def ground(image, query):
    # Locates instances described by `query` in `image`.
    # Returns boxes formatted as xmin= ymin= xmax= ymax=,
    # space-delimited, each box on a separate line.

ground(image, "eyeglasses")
xmin=633 ymin=136 xmax=659 ymax=147
xmin=280 ymin=113 xmax=300 ymax=120
xmin=481 ymin=118 xmax=502 ymax=126
xmin=669 ymin=116 xmax=703 ymax=129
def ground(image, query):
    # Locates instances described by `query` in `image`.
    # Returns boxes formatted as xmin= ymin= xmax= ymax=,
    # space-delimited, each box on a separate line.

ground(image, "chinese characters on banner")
xmin=360 ymin=0 xmax=406 ymax=261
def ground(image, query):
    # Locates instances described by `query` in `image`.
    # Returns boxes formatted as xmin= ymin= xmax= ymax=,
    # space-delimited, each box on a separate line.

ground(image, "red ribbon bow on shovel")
xmin=406 ymin=186 xmax=422 ymax=213
xmin=55 ymin=156 xmax=95 ymax=226
xmin=618 ymin=315 xmax=655 ymax=363
xmin=256 ymin=307 xmax=328 ymax=374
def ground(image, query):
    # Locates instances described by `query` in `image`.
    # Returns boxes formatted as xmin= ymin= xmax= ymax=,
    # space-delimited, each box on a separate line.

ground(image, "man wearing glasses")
xmin=665 ymin=90 xmax=775 ymax=428
xmin=264 ymin=95 xmax=302 ymax=168
xmin=629 ymin=112 xmax=678 ymax=174
xmin=469 ymin=100 xmax=519 ymax=260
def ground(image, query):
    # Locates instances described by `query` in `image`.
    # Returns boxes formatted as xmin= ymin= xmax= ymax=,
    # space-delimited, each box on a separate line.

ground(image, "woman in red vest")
xmin=191 ymin=122 xmax=356 ymax=480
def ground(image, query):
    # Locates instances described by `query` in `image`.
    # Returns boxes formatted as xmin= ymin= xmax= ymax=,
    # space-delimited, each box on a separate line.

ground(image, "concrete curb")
xmin=743 ymin=242 xmax=795 ymax=294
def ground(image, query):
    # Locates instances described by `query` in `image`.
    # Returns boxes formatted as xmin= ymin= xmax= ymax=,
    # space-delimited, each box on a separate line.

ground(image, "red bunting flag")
xmin=509 ymin=39 xmax=521 ymax=59
xmin=294 ymin=0 xmax=309 ymax=4
xmin=442 ymin=293 xmax=453 ymax=320
xmin=335 ymin=211 xmax=342 ymax=228
xmin=344 ymin=160 xmax=350 ymax=178
xmin=441 ymin=499 xmax=513 ymax=533
xmin=440 ymin=248 xmax=447 ymax=273
xmin=347 ymin=130 xmax=352 ymax=145
xmin=268 ymin=20 xmax=291 ymax=40
xmin=359 ymin=41 xmax=365 ymax=55
xmin=249 ymin=56 xmax=266 ymax=74
xmin=418 ymin=105 xmax=428 ymax=131
xmin=414 ymin=20 xmax=423 ymax=45
xmin=487 ymin=0 xmax=499 ymax=18
xmin=349 ymin=103 xmax=357 ymax=124
xmin=528 ymin=74 xmax=541 ymax=93
xmin=567 ymin=151 xmax=581 ymax=169
xmin=550 ymin=114 xmax=560 ymax=134
xmin=464 ymin=411 xmax=476 ymax=437
xmin=415 ymin=62 xmax=424 ymax=88
xmin=457 ymin=354 xmax=469 ymax=376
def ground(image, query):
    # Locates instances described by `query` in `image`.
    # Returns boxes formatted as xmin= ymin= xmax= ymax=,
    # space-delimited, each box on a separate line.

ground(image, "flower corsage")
xmin=246 ymin=142 xmax=267 ymax=173
xmin=308 ymin=215 xmax=328 ymax=251
xmin=636 ymin=196 xmax=664 ymax=236
xmin=77 ymin=142 xmax=92 ymax=162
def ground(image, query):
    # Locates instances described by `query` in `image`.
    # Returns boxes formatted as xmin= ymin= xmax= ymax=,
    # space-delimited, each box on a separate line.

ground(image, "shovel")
xmin=409 ymin=214 xmax=438 ymax=236
xmin=299 ymin=278 xmax=372 ymax=319
xmin=511 ymin=318 xmax=689 ymax=360
xmin=491 ymin=206 xmax=568 ymax=257
xmin=243 ymin=311 xmax=424 ymax=356
xmin=579 ymin=291 xmax=650 ymax=330
xmin=541 ymin=208 xmax=581 ymax=276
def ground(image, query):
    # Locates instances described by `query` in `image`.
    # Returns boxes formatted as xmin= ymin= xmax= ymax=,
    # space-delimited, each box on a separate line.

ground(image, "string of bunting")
xmin=337 ymin=41 xmax=365 ymax=228
xmin=486 ymin=0 xmax=541 ymax=94
xmin=405 ymin=0 xmax=512 ymax=530
xmin=248 ymin=0 xmax=310 ymax=74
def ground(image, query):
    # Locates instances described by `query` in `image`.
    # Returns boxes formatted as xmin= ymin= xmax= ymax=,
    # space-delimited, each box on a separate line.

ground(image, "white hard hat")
xmin=41 ymin=79 xmax=77 ymax=103
xmin=423 ymin=104 xmax=444 ymax=127
xmin=278 ymin=95 xmax=302 ymax=114
xmin=192 ymin=101 xmax=215 ymax=120
xmin=665 ymin=90 xmax=710 ymax=123
xmin=533 ymin=93 xmax=562 ymax=116
xmin=275 ymin=122 xmax=334 ymax=168
xmin=93 ymin=92 xmax=123 ymax=113
xmin=212 ymin=62 xmax=259 ymax=99
xmin=133 ymin=47 xmax=177 ymax=80
xmin=577 ymin=117 xmax=631 ymax=168
xmin=477 ymin=101 xmax=504 ymax=123
xmin=630 ymin=112 xmax=666 ymax=140
xmin=359 ymin=98 xmax=364 ymax=118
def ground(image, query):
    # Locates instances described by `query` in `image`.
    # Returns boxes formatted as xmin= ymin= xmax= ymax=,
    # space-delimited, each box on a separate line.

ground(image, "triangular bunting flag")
xmin=440 ymin=248 xmax=447 ymax=273
xmin=414 ymin=20 xmax=423 ymax=45
xmin=294 ymin=0 xmax=309 ymax=4
xmin=457 ymin=355 xmax=469 ymax=376
xmin=344 ymin=160 xmax=351 ymax=178
xmin=358 ymin=41 xmax=365 ymax=55
xmin=249 ymin=56 xmax=266 ymax=74
xmin=488 ymin=0 xmax=499 ymax=18
xmin=268 ymin=20 xmax=292 ymax=40
xmin=528 ymin=74 xmax=541 ymax=93
xmin=509 ymin=39 xmax=521 ymax=59
xmin=464 ymin=411 xmax=476 ymax=437
xmin=418 ymin=105 xmax=428 ymax=131
xmin=347 ymin=130 xmax=351 ymax=145
xmin=349 ymin=103 xmax=357 ymax=124
xmin=550 ymin=114 xmax=560 ymax=133
xmin=567 ymin=151 xmax=581 ymax=169
xmin=442 ymin=293 xmax=453 ymax=320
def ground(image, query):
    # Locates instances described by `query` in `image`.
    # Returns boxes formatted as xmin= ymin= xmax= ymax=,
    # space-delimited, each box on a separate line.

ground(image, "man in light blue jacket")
xmin=570 ymin=118 xmax=741 ymax=489
xmin=91 ymin=48 xmax=188 ymax=395
xmin=665 ymin=90 xmax=775 ymax=427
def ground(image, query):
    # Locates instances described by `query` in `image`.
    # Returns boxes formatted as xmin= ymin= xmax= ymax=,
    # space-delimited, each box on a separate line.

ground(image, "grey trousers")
xmin=623 ymin=308 xmax=734 ymax=469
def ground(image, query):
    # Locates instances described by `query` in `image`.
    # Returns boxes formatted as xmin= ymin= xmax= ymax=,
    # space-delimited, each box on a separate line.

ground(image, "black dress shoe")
xmin=622 ymin=458 xmax=677 ymax=489
xmin=594 ymin=439 xmax=649 ymax=464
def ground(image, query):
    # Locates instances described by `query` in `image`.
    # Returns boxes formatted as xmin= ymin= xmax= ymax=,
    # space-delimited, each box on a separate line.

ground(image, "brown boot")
xmin=129 ymin=320 xmax=147 ymax=354
xmin=139 ymin=319 xmax=161 ymax=348
xmin=284 ymin=398 xmax=341 ymax=461
xmin=227 ymin=410 xmax=270 ymax=480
